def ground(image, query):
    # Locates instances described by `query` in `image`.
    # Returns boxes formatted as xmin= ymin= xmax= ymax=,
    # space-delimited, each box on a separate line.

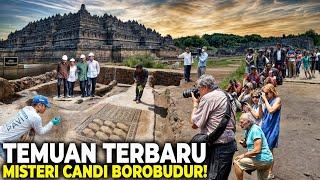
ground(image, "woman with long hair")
xmin=261 ymin=84 xmax=282 ymax=179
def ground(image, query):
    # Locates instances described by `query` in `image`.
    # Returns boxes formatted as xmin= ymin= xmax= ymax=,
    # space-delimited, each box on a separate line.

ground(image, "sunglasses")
xmin=252 ymin=96 xmax=260 ymax=98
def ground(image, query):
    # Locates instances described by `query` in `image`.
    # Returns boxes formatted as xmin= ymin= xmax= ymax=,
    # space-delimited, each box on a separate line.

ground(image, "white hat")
xmin=88 ymin=52 xmax=94 ymax=57
xmin=62 ymin=55 xmax=68 ymax=61
xmin=80 ymin=54 xmax=86 ymax=59
xmin=70 ymin=58 xmax=75 ymax=62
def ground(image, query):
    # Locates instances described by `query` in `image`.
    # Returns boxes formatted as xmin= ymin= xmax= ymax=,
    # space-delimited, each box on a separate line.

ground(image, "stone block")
xmin=103 ymin=120 xmax=116 ymax=128
xmin=109 ymin=135 xmax=123 ymax=142
xmin=95 ymin=131 xmax=109 ymax=141
xmin=93 ymin=119 xmax=103 ymax=126
xmin=113 ymin=128 xmax=127 ymax=139
xmin=88 ymin=123 xmax=100 ymax=131
xmin=100 ymin=126 xmax=113 ymax=135
xmin=82 ymin=128 xmax=95 ymax=137
xmin=116 ymin=122 xmax=129 ymax=132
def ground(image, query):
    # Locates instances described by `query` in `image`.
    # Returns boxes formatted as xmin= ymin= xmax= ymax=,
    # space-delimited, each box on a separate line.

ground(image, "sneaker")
xmin=136 ymin=99 xmax=141 ymax=104
xmin=133 ymin=97 xmax=138 ymax=101
xmin=268 ymin=173 xmax=275 ymax=179
xmin=67 ymin=95 xmax=71 ymax=98
xmin=91 ymin=95 xmax=95 ymax=97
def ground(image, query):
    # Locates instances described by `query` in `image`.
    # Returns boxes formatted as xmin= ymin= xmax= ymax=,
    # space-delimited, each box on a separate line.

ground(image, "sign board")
xmin=3 ymin=57 xmax=18 ymax=67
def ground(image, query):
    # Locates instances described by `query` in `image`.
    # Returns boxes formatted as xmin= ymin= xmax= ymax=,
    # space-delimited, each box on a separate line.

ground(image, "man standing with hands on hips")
xmin=0 ymin=95 xmax=61 ymax=161
xmin=87 ymin=52 xmax=100 ymax=97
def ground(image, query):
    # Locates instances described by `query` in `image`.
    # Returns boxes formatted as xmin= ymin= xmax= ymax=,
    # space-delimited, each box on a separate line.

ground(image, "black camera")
xmin=240 ymin=100 xmax=248 ymax=106
xmin=182 ymin=88 xmax=200 ymax=98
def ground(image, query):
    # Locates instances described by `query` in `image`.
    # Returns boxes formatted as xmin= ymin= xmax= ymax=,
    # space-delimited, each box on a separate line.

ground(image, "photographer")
xmin=190 ymin=75 xmax=236 ymax=180
xmin=197 ymin=46 xmax=208 ymax=78
xmin=226 ymin=79 xmax=242 ymax=96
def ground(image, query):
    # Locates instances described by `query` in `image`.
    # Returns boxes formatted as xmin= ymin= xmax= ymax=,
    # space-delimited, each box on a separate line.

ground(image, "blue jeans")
xmin=207 ymin=140 xmax=237 ymax=180
xmin=0 ymin=143 xmax=5 ymax=160
xmin=87 ymin=77 xmax=97 ymax=96
xmin=198 ymin=66 xmax=206 ymax=78
xmin=67 ymin=81 xmax=75 ymax=96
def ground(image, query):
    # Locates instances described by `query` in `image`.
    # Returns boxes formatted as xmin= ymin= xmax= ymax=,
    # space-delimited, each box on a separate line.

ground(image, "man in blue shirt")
xmin=234 ymin=113 xmax=273 ymax=180
xmin=197 ymin=46 xmax=208 ymax=78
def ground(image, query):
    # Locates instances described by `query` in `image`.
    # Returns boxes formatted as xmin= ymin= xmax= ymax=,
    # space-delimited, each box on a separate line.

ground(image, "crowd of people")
xmin=189 ymin=43 xmax=297 ymax=180
xmin=244 ymin=43 xmax=320 ymax=80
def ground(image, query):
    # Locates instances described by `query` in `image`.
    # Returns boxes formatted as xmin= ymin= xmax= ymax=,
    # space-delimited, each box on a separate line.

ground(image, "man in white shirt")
xmin=178 ymin=47 xmax=193 ymax=82
xmin=87 ymin=52 xmax=100 ymax=97
xmin=0 ymin=95 xmax=61 ymax=160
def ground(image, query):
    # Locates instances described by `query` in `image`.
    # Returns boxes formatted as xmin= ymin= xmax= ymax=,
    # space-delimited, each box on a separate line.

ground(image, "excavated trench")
xmin=1 ymin=66 xmax=183 ymax=143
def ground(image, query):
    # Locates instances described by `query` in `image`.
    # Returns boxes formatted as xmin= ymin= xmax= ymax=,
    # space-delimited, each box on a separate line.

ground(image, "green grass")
xmin=219 ymin=62 xmax=245 ymax=89
xmin=123 ymin=54 xmax=166 ymax=69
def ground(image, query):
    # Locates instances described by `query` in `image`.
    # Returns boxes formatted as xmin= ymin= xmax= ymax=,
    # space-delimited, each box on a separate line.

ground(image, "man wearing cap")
xmin=57 ymin=55 xmax=70 ymax=98
xmin=0 ymin=95 xmax=61 ymax=160
xmin=256 ymin=49 xmax=268 ymax=74
xmin=77 ymin=54 xmax=88 ymax=97
xmin=87 ymin=52 xmax=100 ymax=97
xmin=197 ymin=46 xmax=208 ymax=78
xmin=133 ymin=64 xmax=148 ymax=103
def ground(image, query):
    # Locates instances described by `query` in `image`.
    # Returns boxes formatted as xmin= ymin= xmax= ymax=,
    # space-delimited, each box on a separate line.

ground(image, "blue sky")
xmin=0 ymin=0 xmax=320 ymax=40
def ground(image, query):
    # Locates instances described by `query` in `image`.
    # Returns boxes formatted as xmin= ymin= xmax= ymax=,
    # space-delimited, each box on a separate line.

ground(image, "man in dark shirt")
xmin=56 ymin=55 xmax=70 ymax=98
xmin=133 ymin=64 xmax=148 ymax=103
xmin=273 ymin=43 xmax=286 ymax=78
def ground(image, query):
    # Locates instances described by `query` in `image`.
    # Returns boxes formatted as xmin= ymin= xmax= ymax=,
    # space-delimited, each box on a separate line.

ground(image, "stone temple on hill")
xmin=0 ymin=4 xmax=176 ymax=63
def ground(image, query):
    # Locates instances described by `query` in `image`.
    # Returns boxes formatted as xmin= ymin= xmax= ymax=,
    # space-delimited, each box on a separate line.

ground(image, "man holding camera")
xmin=197 ymin=46 xmax=208 ymax=78
xmin=190 ymin=75 xmax=237 ymax=180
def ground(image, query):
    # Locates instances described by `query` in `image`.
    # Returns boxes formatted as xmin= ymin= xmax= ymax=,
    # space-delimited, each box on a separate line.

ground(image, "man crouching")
xmin=0 ymin=95 xmax=61 ymax=161
xmin=191 ymin=74 xmax=237 ymax=180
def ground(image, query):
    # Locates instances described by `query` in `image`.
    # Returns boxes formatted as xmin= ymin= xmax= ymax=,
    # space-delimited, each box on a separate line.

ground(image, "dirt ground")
xmin=155 ymin=66 xmax=320 ymax=180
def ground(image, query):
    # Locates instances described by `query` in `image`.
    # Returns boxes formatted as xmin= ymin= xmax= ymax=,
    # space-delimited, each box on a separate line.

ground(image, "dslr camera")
xmin=182 ymin=88 xmax=200 ymax=98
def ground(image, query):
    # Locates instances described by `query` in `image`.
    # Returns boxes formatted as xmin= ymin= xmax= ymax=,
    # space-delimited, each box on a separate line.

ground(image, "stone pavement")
xmin=284 ymin=72 xmax=320 ymax=84
xmin=70 ymin=83 xmax=155 ymax=143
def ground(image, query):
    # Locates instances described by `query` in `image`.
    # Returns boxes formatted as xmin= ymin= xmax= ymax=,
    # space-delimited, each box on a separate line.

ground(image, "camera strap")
xmin=207 ymin=90 xmax=235 ymax=144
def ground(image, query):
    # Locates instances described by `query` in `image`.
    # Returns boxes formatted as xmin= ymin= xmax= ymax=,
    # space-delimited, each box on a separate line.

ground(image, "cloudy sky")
xmin=0 ymin=0 xmax=319 ymax=40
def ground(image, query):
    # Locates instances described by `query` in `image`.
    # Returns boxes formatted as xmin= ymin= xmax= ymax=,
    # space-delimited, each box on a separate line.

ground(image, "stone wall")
xmin=9 ymin=70 xmax=57 ymax=92
xmin=98 ymin=66 xmax=183 ymax=86
xmin=0 ymin=77 xmax=15 ymax=101
xmin=0 ymin=66 xmax=182 ymax=102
